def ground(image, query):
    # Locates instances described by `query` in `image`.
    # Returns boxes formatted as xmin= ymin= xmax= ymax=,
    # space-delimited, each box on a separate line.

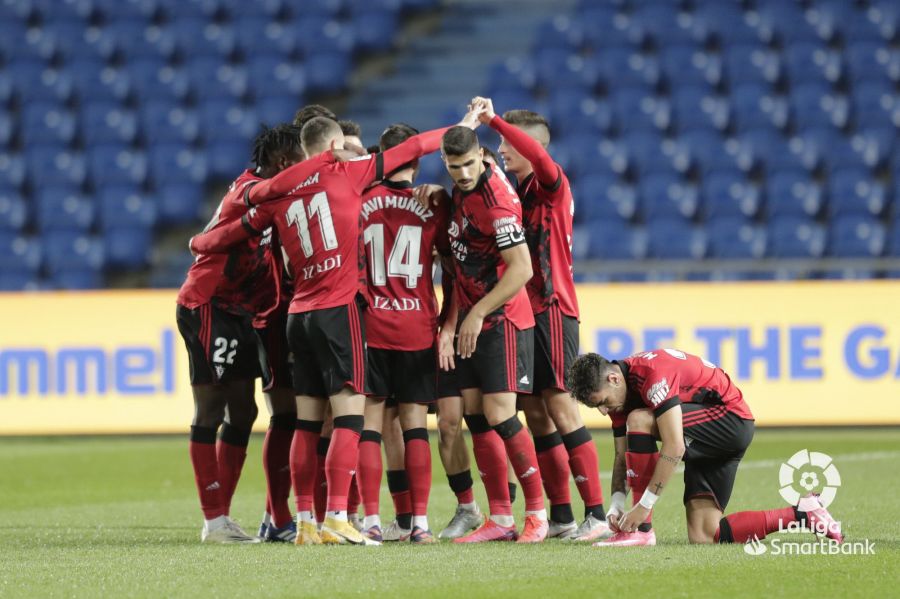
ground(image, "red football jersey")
xmin=177 ymin=170 xmax=281 ymax=320
xmin=190 ymin=130 xmax=448 ymax=313
xmin=489 ymin=115 xmax=579 ymax=318
xmin=361 ymin=180 xmax=448 ymax=350
xmin=447 ymin=164 xmax=535 ymax=332
xmin=608 ymin=348 xmax=755 ymax=429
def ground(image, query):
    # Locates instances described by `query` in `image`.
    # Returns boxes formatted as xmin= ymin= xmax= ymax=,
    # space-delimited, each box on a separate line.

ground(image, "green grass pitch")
xmin=0 ymin=428 xmax=898 ymax=598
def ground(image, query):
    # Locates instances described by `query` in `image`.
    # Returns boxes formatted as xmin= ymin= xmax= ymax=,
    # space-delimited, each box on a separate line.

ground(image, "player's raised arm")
xmin=473 ymin=96 xmax=559 ymax=189
xmin=245 ymin=149 xmax=337 ymax=206
xmin=189 ymin=205 xmax=270 ymax=255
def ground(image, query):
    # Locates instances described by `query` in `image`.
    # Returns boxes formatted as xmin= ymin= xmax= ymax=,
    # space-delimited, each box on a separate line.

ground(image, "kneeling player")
xmin=567 ymin=350 xmax=844 ymax=547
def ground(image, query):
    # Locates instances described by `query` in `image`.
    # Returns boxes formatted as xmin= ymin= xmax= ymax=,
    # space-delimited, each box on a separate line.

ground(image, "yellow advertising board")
xmin=1 ymin=282 xmax=898 ymax=434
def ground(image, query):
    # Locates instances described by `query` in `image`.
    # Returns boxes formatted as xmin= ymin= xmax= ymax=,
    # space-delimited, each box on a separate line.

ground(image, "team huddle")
xmin=176 ymin=98 xmax=844 ymax=547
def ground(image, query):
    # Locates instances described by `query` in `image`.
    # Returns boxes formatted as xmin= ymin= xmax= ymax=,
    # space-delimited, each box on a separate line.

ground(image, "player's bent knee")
xmin=626 ymin=408 xmax=655 ymax=433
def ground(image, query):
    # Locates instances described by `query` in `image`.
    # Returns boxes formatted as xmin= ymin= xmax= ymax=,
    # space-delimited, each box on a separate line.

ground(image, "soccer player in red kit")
xmin=177 ymin=124 xmax=307 ymax=543
xmin=472 ymin=97 xmax=611 ymax=541
xmin=438 ymin=126 xmax=548 ymax=543
xmin=355 ymin=123 xmax=448 ymax=544
xmin=190 ymin=114 xmax=477 ymax=545
xmin=567 ymin=350 xmax=844 ymax=547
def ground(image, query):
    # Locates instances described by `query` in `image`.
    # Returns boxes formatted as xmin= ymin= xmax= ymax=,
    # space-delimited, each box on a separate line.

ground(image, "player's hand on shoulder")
xmin=413 ymin=184 xmax=447 ymax=209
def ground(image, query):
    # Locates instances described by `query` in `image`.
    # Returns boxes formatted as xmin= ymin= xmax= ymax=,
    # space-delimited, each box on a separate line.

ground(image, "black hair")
xmin=293 ymin=104 xmax=337 ymax=129
xmin=250 ymin=123 xmax=303 ymax=172
xmin=366 ymin=144 xmax=381 ymax=154
xmin=502 ymin=109 xmax=552 ymax=139
xmin=482 ymin=146 xmax=499 ymax=165
xmin=339 ymin=119 xmax=362 ymax=138
xmin=566 ymin=353 xmax=614 ymax=406
xmin=378 ymin=122 xmax=419 ymax=177
xmin=441 ymin=126 xmax=479 ymax=156
xmin=300 ymin=116 xmax=342 ymax=155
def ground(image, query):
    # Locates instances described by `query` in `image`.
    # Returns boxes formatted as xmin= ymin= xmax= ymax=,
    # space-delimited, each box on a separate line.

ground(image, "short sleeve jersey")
xmin=177 ymin=170 xmax=280 ymax=319
xmin=519 ymin=167 xmax=579 ymax=318
xmin=608 ymin=348 xmax=755 ymax=432
xmin=242 ymin=154 xmax=387 ymax=313
xmin=360 ymin=180 xmax=448 ymax=351
xmin=447 ymin=164 xmax=535 ymax=332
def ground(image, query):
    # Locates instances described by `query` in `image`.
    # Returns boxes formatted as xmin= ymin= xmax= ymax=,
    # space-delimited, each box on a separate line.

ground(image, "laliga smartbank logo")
xmin=743 ymin=450 xmax=875 ymax=557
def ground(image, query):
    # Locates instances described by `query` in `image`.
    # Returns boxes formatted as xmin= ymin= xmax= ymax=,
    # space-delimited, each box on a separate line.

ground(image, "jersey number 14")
xmin=364 ymin=224 xmax=424 ymax=288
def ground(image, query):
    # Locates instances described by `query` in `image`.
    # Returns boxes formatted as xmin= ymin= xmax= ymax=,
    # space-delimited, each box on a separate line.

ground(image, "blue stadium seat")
xmin=585 ymin=223 xmax=649 ymax=260
xmin=852 ymin=81 xmax=900 ymax=129
xmin=206 ymin=140 xmax=249 ymax=180
xmin=646 ymin=219 xmax=707 ymax=260
xmin=671 ymin=87 xmax=729 ymax=132
xmin=0 ymin=271 xmax=37 ymax=291
xmin=0 ymin=152 xmax=26 ymax=190
xmin=69 ymin=59 xmax=132 ymax=103
xmin=351 ymin=10 xmax=399 ymax=52
xmin=156 ymin=181 xmax=204 ymax=225
xmin=141 ymin=101 xmax=200 ymax=144
xmin=827 ymin=168 xmax=887 ymax=218
xmin=849 ymin=127 xmax=894 ymax=169
xmin=81 ymin=103 xmax=139 ymax=146
xmin=581 ymin=8 xmax=641 ymax=49
xmin=129 ymin=59 xmax=191 ymax=102
xmin=693 ymin=3 xmax=759 ymax=45
xmin=789 ymin=127 xmax=861 ymax=172
xmin=156 ymin=0 xmax=219 ymax=20
xmin=845 ymin=41 xmax=893 ymax=84
xmin=149 ymin=143 xmax=208 ymax=184
xmin=200 ymin=101 xmax=258 ymax=144
xmin=661 ymin=46 xmax=722 ymax=90
xmin=35 ymin=187 xmax=95 ymax=232
xmin=640 ymin=172 xmax=699 ymax=222
xmin=707 ymin=217 xmax=766 ymax=259
xmin=225 ymin=0 xmax=287 ymax=20
xmin=22 ymin=103 xmax=77 ymax=146
xmin=126 ymin=23 xmax=178 ymax=60
xmin=255 ymin=96 xmax=301 ymax=128
xmin=0 ymin=192 xmax=27 ymax=233
xmin=766 ymin=169 xmax=823 ymax=218
xmin=103 ymin=226 xmax=152 ymax=268
xmin=548 ymin=94 xmax=612 ymax=137
xmin=189 ymin=59 xmax=248 ymax=101
xmin=612 ymin=87 xmax=669 ymax=133
xmin=724 ymin=44 xmax=781 ymax=86
xmin=486 ymin=59 xmax=536 ymax=96
xmin=88 ymin=145 xmax=147 ymax=186
xmin=171 ymin=18 xmax=237 ymax=57
xmin=304 ymin=51 xmax=351 ymax=94
xmin=590 ymin=47 xmax=659 ymax=89
xmin=9 ymin=60 xmax=74 ymax=104
xmin=784 ymin=42 xmax=843 ymax=85
xmin=534 ymin=16 xmax=584 ymax=51
xmin=619 ymin=131 xmax=670 ymax=175
xmin=701 ymin=170 xmax=761 ymax=219
xmin=42 ymin=232 xmax=105 ymax=274
xmin=293 ymin=17 xmax=355 ymax=58
xmin=27 ymin=146 xmax=87 ymax=188
xmin=889 ymin=220 xmax=900 ymax=257
xmin=0 ymin=74 xmax=13 ymax=107
xmin=829 ymin=216 xmax=886 ymax=258
xmin=676 ymin=129 xmax=735 ymax=173
xmin=869 ymin=0 xmax=900 ymax=41
xmin=635 ymin=3 xmax=696 ymax=45
xmin=99 ymin=185 xmax=159 ymax=228
xmin=90 ymin=0 xmax=158 ymax=20
xmin=247 ymin=56 xmax=307 ymax=101
xmin=238 ymin=17 xmax=299 ymax=56
xmin=730 ymin=84 xmax=789 ymax=132
xmin=101 ymin=19 xmax=165 ymax=61
xmin=535 ymin=50 xmax=599 ymax=91
xmin=575 ymin=175 xmax=636 ymax=224
xmin=0 ymin=234 xmax=42 ymax=276
xmin=752 ymin=0 xmax=818 ymax=45
xmin=729 ymin=128 xmax=792 ymax=173
xmin=561 ymin=133 xmax=604 ymax=179
xmin=791 ymin=83 xmax=850 ymax=130
xmin=768 ymin=218 xmax=827 ymax=258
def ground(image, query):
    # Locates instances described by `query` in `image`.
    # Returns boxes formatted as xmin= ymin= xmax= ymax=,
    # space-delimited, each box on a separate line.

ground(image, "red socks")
xmin=386 ymin=470 xmax=412 ymax=520
xmin=216 ymin=424 xmax=251 ymax=515
xmin=716 ymin=507 xmax=798 ymax=543
xmin=291 ymin=420 xmax=323 ymax=514
xmin=498 ymin=420 xmax=545 ymax=512
xmin=357 ymin=430 xmax=383 ymax=517
xmin=314 ymin=436 xmax=329 ymax=523
xmin=626 ymin=432 xmax=659 ymax=526
xmin=189 ymin=426 xmax=225 ymax=520
xmin=562 ymin=427 xmax=605 ymax=510
xmin=447 ymin=471 xmax=475 ymax=505
xmin=466 ymin=414 xmax=512 ymax=516
xmin=534 ymin=432 xmax=571 ymax=509
xmin=325 ymin=416 xmax=363 ymax=513
xmin=403 ymin=428 xmax=432 ymax=517
xmin=263 ymin=415 xmax=294 ymax=527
